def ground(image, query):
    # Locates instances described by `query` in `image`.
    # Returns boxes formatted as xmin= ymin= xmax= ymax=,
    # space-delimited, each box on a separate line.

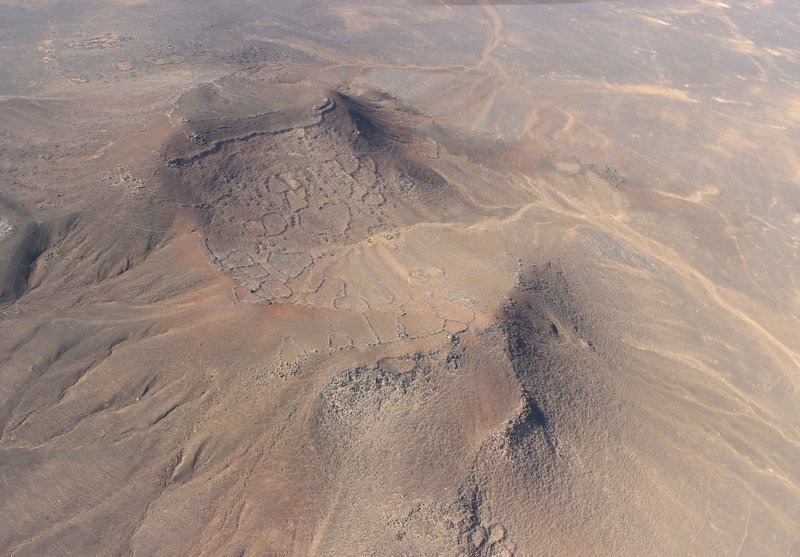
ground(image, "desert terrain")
xmin=1 ymin=0 xmax=799 ymax=555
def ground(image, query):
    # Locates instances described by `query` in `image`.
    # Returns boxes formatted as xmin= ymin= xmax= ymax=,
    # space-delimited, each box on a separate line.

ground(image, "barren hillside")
xmin=1 ymin=1 xmax=799 ymax=556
